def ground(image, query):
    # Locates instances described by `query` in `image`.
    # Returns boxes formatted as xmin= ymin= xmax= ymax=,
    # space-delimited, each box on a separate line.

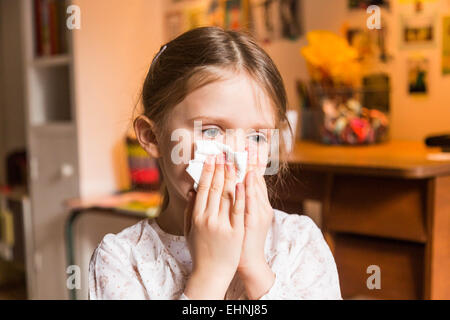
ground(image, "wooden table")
xmin=64 ymin=192 xmax=161 ymax=300
xmin=278 ymin=140 xmax=450 ymax=300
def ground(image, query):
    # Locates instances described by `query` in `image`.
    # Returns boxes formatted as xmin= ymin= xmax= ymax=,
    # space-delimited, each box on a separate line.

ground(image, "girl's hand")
xmin=238 ymin=145 xmax=274 ymax=275
xmin=183 ymin=153 xmax=245 ymax=300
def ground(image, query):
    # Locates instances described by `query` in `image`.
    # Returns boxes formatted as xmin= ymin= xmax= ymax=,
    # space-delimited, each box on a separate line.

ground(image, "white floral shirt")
xmin=88 ymin=208 xmax=342 ymax=300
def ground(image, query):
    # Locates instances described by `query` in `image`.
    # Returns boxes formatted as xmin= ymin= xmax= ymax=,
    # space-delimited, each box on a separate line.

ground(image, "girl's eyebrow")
xmin=188 ymin=116 xmax=274 ymax=129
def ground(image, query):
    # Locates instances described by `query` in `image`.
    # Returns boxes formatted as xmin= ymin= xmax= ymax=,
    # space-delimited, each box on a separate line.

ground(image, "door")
xmin=28 ymin=124 xmax=79 ymax=299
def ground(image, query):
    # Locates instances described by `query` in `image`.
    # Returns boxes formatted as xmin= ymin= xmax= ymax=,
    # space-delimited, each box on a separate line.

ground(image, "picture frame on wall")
xmin=443 ymin=16 xmax=450 ymax=75
xmin=224 ymin=0 xmax=251 ymax=31
xmin=407 ymin=56 xmax=429 ymax=95
xmin=279 ymin=0 xmax=303 ymax=40
xmin=348 ymin=0 xmax=390 ymax=10
xmin=399 ymin=13 xmax=437 ymax=49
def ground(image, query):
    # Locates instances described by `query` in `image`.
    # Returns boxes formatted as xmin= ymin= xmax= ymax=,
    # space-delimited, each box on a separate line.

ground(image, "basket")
xmin=301 ymin=82 xmax=390 ymax=145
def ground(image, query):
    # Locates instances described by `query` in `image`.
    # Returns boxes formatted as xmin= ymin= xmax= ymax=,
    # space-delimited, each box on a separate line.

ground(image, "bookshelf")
xmin=28 ymin=63 xmax=72 ymax=124
xmin=24 ymin=0 xmax=80 ymax=299
xmin=31 ymin=54 xmax=71 ymax=68
xmin=0 ymin=0 xmax=80 ymax=299
xmin=23 ymin=0 xmax=75 ymax=126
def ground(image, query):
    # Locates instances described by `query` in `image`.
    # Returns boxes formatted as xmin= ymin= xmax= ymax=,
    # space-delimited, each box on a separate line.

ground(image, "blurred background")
xmin=0 ymin=0 xmax=449 ymax=300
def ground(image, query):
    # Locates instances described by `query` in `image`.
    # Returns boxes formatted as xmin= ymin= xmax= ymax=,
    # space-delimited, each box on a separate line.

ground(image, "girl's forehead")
xmin=174 ymin=73 xmax=276 ymax=129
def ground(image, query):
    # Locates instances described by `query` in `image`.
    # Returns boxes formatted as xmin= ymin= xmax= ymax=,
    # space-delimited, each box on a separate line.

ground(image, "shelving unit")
xmin=0 ymin=0 xmax=80 ymax=299
xmin=23 ymin=0 xmax=80 ymax=299
xmin=23 ymin=0 xmax=75 ymax=127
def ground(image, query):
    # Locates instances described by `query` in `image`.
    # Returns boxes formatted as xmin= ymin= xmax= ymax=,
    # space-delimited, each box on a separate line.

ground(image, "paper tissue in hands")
xmin=186 ymin=140 xmax=248 ymax=192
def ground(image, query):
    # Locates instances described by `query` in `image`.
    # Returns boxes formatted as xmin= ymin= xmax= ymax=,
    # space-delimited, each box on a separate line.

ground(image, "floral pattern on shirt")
xmin=88 ymin=209 xmax=342 ymax=300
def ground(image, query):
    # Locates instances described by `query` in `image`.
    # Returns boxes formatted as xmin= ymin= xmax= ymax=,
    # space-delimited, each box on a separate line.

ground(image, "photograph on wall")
xmin=407 ymin=56 xmax=429 ymax=95
xmin=443 ymin=16 xmax=450 ymax=75
xmin=279 ymin=0 xmax=303 ymax=40
xmin=206 ymin=0 xmax=225 ymax=28
xmin=224 ymin=0 xmax=251 ymax=31
xmin=250 ymin=0 xmax=283 ymax=43
xmin=399 ymin=13 xmax=437 ymax=48
xmin=251 ymin=0 xmax=270 ymax=43
xmin=362 ymin=73 xmax=390 ymax=112
xmin=348 ymin=0 xmax=390 ymax=10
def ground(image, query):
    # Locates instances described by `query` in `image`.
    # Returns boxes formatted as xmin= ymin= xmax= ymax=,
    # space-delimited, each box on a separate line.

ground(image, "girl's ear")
xmin=134 ymin=115 xmax=161 ymax=158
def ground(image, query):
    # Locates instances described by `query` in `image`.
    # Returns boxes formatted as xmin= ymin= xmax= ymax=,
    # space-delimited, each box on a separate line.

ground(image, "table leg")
xmin=65 ymin=209 xmax=84 ymax=300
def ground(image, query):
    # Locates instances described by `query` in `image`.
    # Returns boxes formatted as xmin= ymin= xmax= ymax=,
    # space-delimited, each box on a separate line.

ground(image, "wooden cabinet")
xmin=28 ymin=125 xmax=79 ymax=298
xmin=281 ymin=140 xmax=450 ymax=299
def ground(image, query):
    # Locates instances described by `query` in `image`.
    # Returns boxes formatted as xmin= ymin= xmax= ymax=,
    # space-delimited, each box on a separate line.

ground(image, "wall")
xmin=387 ymin=0 xmax=450 ymax=140
xmin=71 ymin=0 xmax=165 ymax=299
xmin=72 ymin=0 xmax=165 ymax=198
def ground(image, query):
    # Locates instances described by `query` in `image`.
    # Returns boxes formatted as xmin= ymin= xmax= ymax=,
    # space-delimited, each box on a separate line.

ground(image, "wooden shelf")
xmin=30 ymin=54 xmax=71 ymax=68
xmin=30 ymin=122 xmax=75 ymax=133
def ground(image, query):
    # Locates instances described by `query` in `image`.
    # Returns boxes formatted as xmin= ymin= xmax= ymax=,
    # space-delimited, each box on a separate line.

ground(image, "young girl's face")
xmin=159 ymin=71 xmax=277 ymax=201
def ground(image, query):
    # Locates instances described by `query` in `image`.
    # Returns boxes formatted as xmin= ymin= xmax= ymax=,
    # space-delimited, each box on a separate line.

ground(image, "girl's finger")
xmin=247 ymin=142 xmax=258 ymax=175
xmin=244 ymin=170 xmax=258 ymax=218
xmin=231 ymin=182 xmax=245 ymax=228
xmin=205 ymin=152 xmax=225 ymax=219
xmin=254 ymin=173 xmax=270 ymax=207
xmin=183 ymin=190 xmax=196 ymax=237
xmin=255 ymin=169 xmax=268 ymax=196
xmin=193 ymin=154 xmax=216 ymax=218
xmin=219 ymin=158 xmax=236 ymax=222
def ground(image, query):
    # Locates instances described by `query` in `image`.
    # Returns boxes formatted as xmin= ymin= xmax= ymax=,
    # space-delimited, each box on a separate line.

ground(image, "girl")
xmin=88 ymin=26 xmax=342 ymax=300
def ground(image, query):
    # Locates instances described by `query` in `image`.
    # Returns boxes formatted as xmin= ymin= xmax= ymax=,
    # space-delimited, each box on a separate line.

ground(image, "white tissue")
xmin=186 ymin=140 xmax=248 ymax=192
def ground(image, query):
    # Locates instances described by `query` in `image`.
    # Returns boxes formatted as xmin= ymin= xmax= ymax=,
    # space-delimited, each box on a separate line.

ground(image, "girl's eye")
xmin=248 ymin=133 xmax=267 ymax=143
xmin=202 ymin=127 xmax=221 ymax=139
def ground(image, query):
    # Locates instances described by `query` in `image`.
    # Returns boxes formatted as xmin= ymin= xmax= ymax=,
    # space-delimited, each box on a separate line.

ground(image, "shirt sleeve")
xmin=88 ymin=234 xmax=149 ymax=300
xmin=258 ymin=215 xmax=342 ymax=300
xmin=88 ymin=234 xmax=187 ymax=300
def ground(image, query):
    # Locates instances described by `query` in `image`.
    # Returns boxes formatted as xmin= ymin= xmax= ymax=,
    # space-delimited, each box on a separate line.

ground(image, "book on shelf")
xmin=33 ymin=0 xmax=68 ymax=57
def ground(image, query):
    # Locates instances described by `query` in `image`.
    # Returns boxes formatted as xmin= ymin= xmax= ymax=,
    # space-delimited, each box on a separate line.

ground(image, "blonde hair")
xmin=136 ymin=26 xmax=293 ymax=213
